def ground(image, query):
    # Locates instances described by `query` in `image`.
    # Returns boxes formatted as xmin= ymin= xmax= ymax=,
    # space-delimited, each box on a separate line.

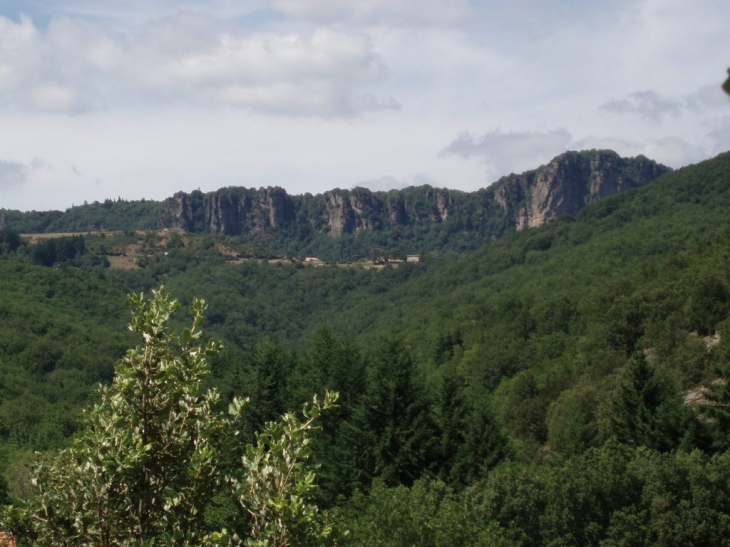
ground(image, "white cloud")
xmin=270 ymin=0 xmax=472 ymax=26
xmin=440 ymin=123 xmax=718 ymax=181
xmin=600 ymin=86 xmax=729 ymax=123
xmin=575 ymin=136 xmax=707 ymax=168
xmin=686 ymin=84 xmax=730 ymax=112
xmin=2 ymin=1 xmax=730 ymax=211
xmin=1 ymin=1 xmax=272 ymax=32
xmin=354 ymin=176 xmax=408 ymax=192
xmin=354 ymin=172 xmax=438 ymax=192
xmin=600 ymin=91 xmax=684 ymax=122
xmin=0 ymin=15 xmax=116 ymax=113
xmin=122 ymin=14 xmax=396 ymax=115
xmin=441 ymin=129 xmax=573 ymax=177
xmin=0 ymin=12 xmax=395 ymax=116
xmin=134 ymin=15 xmax=396 ymax=115
xmin=0 ymin=160 xmax=29 ymax=191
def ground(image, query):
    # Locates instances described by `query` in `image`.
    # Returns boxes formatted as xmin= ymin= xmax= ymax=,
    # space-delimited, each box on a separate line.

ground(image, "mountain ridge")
xmin=165 ymin=149 xmax=670 ymax=236
xmin=0 ymin=149 xmax=671 ymax=260
xmin=4 ymin=150 xmax=730 ymax=544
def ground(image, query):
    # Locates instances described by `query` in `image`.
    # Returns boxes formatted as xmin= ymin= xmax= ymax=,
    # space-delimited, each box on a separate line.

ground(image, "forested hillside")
xmin=2 ymin=151 xmax=730 ymax=545
xmin=0 ymin=150 xmax=669 ymax=261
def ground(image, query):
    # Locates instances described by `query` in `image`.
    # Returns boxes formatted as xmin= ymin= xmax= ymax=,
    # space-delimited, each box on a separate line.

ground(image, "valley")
xmin=2 ymin=149 xmax=730 ymax=545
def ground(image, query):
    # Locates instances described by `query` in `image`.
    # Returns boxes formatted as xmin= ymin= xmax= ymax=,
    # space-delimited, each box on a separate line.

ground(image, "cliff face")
xmin=170 ymin=187 xmax=296 ymax=235
xmin=311 ymin=186 xmax=456 ymax=237
xmin=504 ymin=150 xmax=671 ymax=229
xmin=164 ymin=150 xmax=671 ymax=239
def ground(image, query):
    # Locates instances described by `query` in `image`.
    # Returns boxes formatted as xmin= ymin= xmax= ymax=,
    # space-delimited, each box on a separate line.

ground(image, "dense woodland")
xmin=3 ymin=151 xmax=730 ymax=544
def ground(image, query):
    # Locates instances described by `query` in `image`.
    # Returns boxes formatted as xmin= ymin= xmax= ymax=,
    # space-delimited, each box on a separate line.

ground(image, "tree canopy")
xmin=1 ymin=288 xmax=337 ymax=547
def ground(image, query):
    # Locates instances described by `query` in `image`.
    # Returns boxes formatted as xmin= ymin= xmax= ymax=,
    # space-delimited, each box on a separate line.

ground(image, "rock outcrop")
xmin=163 ymin=149 xmax=670 ymax=239
xmin=501 ymin=150 xmax=670 ymax=229
xmin=170 ymin=187 xmax=296 ymax=235
xmin=0 ymin=150 xmax=673 ymax=254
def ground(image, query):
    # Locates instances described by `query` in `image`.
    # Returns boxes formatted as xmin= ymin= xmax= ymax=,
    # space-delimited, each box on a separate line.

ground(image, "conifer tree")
xmin=436 ymin=374 xmax=511 ymax=488
xmin=293 ymin=326 xmax=364 ymax=409
xmin=354 ymin=334 xmax=439 ymax=487
xmin=238 ymin=337 xmax=289 ymax=444
xmin=295 ymin=326 xmax=366 ymax=504
xmin=436 ymin=374 xmax=468 ymax=477
xmin=610 ymin=354 xmax=688 ymax=452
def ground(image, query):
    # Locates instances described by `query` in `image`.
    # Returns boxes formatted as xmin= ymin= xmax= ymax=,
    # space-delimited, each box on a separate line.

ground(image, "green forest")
xmin=3 ymin=151 xmax=730 ymax=545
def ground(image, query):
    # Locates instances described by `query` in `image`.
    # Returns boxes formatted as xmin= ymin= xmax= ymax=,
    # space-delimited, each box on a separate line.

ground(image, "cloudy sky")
xmin=0 ymin=0 xmax=729 ymax=211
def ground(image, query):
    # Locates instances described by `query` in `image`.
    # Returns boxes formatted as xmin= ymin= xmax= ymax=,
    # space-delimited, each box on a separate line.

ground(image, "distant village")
xmin=16 ymin=229 xmax=425 ymax=271
xmin=302 ymin=255 xmax=420 ymax=267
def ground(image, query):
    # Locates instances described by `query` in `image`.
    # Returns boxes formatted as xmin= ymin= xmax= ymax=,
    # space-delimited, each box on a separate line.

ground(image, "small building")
xmin=406 ymin=255 xmax=420 ymax=263
xmin=304 ymin=257 xmax=325 ymax=267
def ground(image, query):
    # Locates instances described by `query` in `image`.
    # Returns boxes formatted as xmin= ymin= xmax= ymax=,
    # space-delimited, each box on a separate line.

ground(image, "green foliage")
xmin=229 ymin=391 xmax=339 ymax=547
xmin=686 ymin=272 xmax=730 ymax=335
xmin=503 ymin=371 xmax=550 ymax=445
xmin=353 ymin=334 xmax=440 ymax=487
xmin=339 ymin=478 xmax=498 ymax=547
xmin=435 ymin=375 xmax=511 ymax=488
xmin=0 ymin=198 xmax=167 ymax=233
xmin=0 ymin=230 xmax=21 ymax=255
xmin=7 ymin=288 xmax=238 ymax=546
xmin=30 ymin=236 xmax=87 ymax=267
xmin=698 ymin=325 xmax=730 ymax=450
xmin=546 ymin=384 xmax=600 ymax=456
xmin=6 ymin=152 xmax=730 ymax=543
xmin=609 ymin=355 xmax=690 ymax=452
xmin=1 ymin=289 xmax=337 ymax=547
xmin=0 ymin=474 xmax=10 ymax=507
xmin=469 ymin=462 xmax=547 ymax=547
xmin=293 ymin=327 xmax=367 ymax=504
xmin=0 ymin=260 xmax=132 ymax=457
xmin=297 ymin=326 xmax=365 ymax=409
xmin=464 ymin=443 xmax=730 ymax=547
xmin=235 ymin=338 xmax=290 ymax=445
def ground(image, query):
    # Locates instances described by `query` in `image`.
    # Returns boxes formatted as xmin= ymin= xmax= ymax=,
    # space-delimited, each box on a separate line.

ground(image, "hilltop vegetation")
xmin=1 ymin=150 xmax=669 ymax=262
xmin=2 ymin=151 xmax=730 ymax=545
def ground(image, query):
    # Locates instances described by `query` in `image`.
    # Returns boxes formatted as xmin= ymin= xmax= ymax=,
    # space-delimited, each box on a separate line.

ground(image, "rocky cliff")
xmin=0 ymin=149 xmax=673 ymax=260
xmin=165 ymin=150 xmax=670 ymax=238
xmin=493 ymin=150 xmax=671 ymax=229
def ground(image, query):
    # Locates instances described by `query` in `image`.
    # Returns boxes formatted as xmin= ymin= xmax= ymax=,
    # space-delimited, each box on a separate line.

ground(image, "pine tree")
xmin=293 ymin=325 xmax=364 ymax=409
xmin=295 ymin=326 xmax=366 ymax=504
xmin=436 ymin=374 xmax=511 ymax=488
xmin=354 ymin=334 xmax=440 ymax=487
xmin=238 ymin=337 xmax=289 ymax=444
xmin=436 ymin=374 xmax=468 ymax=477
xmin=610 ymin=354 xmax=688 ymax=452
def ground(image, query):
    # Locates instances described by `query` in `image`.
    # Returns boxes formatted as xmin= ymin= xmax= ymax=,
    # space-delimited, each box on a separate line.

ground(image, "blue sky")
xmin=0 ymin=0 xmax=729 ymax=211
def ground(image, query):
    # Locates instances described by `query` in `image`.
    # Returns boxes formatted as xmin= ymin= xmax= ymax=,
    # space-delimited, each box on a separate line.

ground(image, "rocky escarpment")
xmin=0 ymin=150 xmax=672 ymax=258
xmin=171 ymin=187 xmax=296 ymax=235
xmin=166 ymin=183 xmax=465 ymax=238
xmin=314 ymin=186 xmax=456 ymax=237
xmin=493 ymin=150 xmax=671 ymax=229
xmin=164 ymin=150 xmax=670 ymax=239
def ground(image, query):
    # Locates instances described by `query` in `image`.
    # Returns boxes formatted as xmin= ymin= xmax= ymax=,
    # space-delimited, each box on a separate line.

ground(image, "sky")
xmin=0 ymin=0 xmax=729 ymax=212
